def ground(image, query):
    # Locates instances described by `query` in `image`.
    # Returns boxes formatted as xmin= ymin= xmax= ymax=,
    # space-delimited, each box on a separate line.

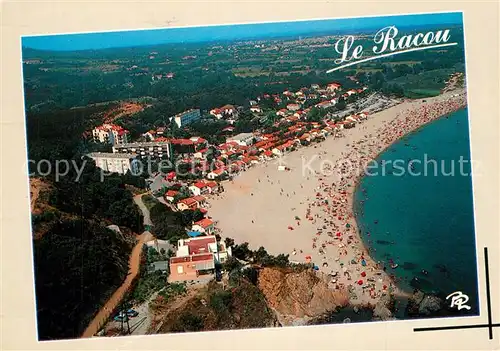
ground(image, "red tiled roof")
xmin=191 ymin=137 xmax=207 ymax=144
xmin=194 ymin=218 xmax=214 ymax=228
xmin=220 ymin=104 xmax=236 ymax=111
xmin=192 ymin=253 xmax=215 ymax=262
xmin=193 ymin=195 xmax=206 ymax=203
xmin=254 ymin=140 xmax=268 ymax=148
xmin=170 ymin=253 xmax=214 ymax=264
xmin=211 ymin=168 xmax=225 ymax=175
xmin=171 ymin=139 xmax=195 ymax=145
xmin=193 ymin=181 xmax=208 ymax=189
xmin=179 ymin=197 xmax=198 ymax=206
xmin=187 ymin=236 xmax=216 ymax=254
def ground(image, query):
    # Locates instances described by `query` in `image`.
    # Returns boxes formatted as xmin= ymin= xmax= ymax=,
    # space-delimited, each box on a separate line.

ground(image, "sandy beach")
xmin=208 ymin=89 xmax=467 ymax=306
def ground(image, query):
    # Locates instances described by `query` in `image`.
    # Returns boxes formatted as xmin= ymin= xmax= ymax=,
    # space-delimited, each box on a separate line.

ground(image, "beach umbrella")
xmin=346 ymin=223 xmax=351 ymax=228
xmin=288 ymin=226 xmax=294 ymax=230
xmin=357 ymin=280 xmax=363 ymax=285
xmin=361 ymin=259 xmax=367 ymax=266
xmin=295 ymin=216 xmax=301 ymax=221
xmin=361 ymin=272 xmax=366 ymax=277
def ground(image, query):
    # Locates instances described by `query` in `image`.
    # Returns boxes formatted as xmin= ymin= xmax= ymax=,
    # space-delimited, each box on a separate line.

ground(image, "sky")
xmin=22 ymin=12 xmax=463 ymax=52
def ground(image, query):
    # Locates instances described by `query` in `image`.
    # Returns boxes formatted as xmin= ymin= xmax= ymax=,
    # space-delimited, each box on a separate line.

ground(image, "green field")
xmin=387 ymin=61 xmax=422 ymax=66
xmin=390 ymin=68 xmax=455 ymax=98
xmin=276 ymin=70 xmax=311 ymax=76
xmin=404 ymin=89 xmax=442 ymax=98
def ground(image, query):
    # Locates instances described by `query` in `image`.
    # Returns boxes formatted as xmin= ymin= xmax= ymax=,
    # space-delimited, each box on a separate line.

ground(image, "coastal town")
xmin=86 ymin=81 xmax=384 ymax=280
xmin=77 ymin=73 xmax=468 ymax=336
xmin=22 ymin=14 xmax=474 ymax=340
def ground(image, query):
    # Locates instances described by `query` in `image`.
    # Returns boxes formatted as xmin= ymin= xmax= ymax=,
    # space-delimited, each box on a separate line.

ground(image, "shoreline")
xmin=349 ymin=90 xmax=467 ymax=293
xmin=208 ymin=88 xmax=467 ymax=308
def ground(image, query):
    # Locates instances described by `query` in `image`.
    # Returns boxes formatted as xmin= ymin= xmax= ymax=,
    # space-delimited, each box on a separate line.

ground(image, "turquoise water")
xmin=354 ymin=108 xmax=479 ymax=315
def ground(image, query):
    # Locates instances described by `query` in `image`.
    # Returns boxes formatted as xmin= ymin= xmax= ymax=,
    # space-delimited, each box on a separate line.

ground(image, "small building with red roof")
xmin=191 ymin=218 xmax=215 ymax=234
xmin=326 ymin=82 xmax=342 ymax=92
xmin=189 ymin=181 xmax=210 ymax=196
xmin=177 ymin=197 xmax=199 ymax=211
xmin=168 ymin=235 xmax=232 ymax=282
xmin=207 ymin=168 xmax=227 ymax=180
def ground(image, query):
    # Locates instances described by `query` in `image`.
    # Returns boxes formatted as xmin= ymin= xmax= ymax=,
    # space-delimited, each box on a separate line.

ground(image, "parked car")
xmin=215 ymin=270 xmax=222 ymax=282
xmin=126 ymin=309 xmax=139 ymax=317
xmin=113 ymin=314 xmax=126 ymax=322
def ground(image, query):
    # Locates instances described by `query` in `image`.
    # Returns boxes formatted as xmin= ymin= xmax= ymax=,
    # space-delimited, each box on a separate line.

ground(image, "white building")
xmin=210 ymin=104 xmax=238 ymax=119
xmin=175 ymin=235 xmax=232 ymax=264
xmin=250 ymin=105 xmax=262 ymax=113
xmin=92 ymin=124 xmax=130 ymax=145
xmin=226 ymin=132 xmax=255 ymax=146
xmin=170 ymin=109 xmax=201 ymax=128
xmin=326 ymin=83 xmax=342 ymax=92
xmin=87 ymin=152 xmax=140 ymax=175
xmin=112 ymin=141 xmax=172 ymax=160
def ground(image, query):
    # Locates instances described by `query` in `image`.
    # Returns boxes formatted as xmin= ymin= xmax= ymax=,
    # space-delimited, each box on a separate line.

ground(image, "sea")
xmin=354 ymin=108 xmax=479 ymax=316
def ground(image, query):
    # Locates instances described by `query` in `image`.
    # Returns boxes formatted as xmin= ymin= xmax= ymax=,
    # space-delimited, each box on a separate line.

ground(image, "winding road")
xmin=81 ymin=193 xmax=154 ymax=338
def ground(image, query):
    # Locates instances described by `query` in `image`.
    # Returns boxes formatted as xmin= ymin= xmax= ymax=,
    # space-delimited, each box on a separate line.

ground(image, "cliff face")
xmin=257 ymin=267 xmax=349 ymax=321
xmin=158 ymin=279 xmax=279 ymax=333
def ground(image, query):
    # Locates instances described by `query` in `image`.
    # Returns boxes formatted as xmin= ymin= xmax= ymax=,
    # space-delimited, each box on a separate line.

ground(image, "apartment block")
xmin=112 ymin=141 xmax=172 ymax=160
xmin=86 ymin=152 xmax=140 ymax=175
xmin=92 ymin=124 xmax=130 ymax=145
xmin=171 ymin=109 xmax=201 ymax=128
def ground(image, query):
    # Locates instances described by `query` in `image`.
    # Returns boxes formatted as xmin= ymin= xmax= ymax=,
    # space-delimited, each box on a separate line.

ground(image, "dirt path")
xmin=81 ymin=231 xmax=153 ymax=338
xmin=134 ymin=194 xmax=153 ymax=226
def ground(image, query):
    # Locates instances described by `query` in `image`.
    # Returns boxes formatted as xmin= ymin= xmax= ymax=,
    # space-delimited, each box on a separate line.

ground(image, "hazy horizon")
xmin=22 ymin=12 xmax=462 ymax=53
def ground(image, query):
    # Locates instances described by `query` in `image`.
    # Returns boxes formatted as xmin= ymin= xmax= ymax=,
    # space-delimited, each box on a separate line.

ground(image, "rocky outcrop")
xmin=372 ymin=292 xmax=394 ymax=321
xmin=257 ymin=267 xmax=349 ymax=323
xmin=406 ymin=290 xmax=446 ymax=317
